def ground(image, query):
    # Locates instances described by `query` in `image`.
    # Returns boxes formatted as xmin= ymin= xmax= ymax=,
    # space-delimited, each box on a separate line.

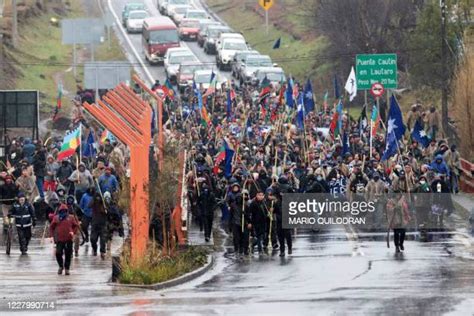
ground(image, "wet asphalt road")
xmin=1 ymin=225 xmax=474 ymax=315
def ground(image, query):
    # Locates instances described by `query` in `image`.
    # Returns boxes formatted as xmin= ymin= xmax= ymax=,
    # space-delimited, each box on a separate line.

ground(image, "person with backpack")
xmin=49 ymin=204 xmax=79 ymax=275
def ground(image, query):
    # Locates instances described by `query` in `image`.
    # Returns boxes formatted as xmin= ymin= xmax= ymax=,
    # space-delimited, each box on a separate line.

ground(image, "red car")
xmin=178 ymin=18 xmax=200 ymax=41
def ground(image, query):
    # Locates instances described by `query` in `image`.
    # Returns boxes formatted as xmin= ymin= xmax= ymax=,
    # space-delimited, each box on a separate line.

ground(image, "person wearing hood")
xmin=98 ymin=167 xmax=119 ymax=195
xmin=79 ymin=187 xmax=95 ymax=243
xmin=9 ymin=192 xmax=36 ymax=255
xmin=444 ymin=144 xmax=461 ymax=193
xmin=56 ymin=159 xmax=74 ymax=195
xmin=68 ymin=162 xmax=94 ymax=203
xmin=50 ymin=203 xmax=79 ymax=275
xmin=430 ymin=155 xmax=450 ymax=179
xmin=66 ymin=195 xmax=84 ymax=256
xmin=89 ymin=192 xmax=108 ymax=259
xmin=248 ymin=190 xmax=269 ymax=254
xmin=15 ymin=167 xmax=38 ymax=201
xmin=44 ymin=154 xmax=59 ymax=192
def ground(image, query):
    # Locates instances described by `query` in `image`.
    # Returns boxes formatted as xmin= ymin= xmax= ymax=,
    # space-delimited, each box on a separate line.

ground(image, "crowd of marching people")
xmin=0 ymin=131 xmax=125 ymax=275
xmin=152 ymin=75 xmax=461 ymax=256
xmin=0 ymin=74 xmax=464 ymax=271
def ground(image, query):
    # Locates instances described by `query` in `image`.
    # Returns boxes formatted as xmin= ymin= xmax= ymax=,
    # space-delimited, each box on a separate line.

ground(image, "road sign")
xmin=356 ymin=54 xmax=397 ymax=90
xmin=370 ymin=83 xmax=385 ymax=98
xmin=61 ymin=18 xmax=105 ymax=44
xmin=259 ymin=0 xmax=274 ymax=11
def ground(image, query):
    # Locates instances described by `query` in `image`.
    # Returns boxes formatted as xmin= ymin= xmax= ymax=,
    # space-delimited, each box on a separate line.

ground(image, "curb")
xmin=108 ymin=254 xmax=214 ymax=290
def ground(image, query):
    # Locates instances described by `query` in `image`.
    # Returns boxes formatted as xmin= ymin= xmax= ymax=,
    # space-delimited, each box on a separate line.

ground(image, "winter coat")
xmin=0 ymin=182 xmax=18 ymax=205
xmin=430 ymin=155 xmax=450 ymax=177
xmin=9 ymin=202 xmax=36 ymax=228
xmin=50 ymin=214 xmax=79 ymax=242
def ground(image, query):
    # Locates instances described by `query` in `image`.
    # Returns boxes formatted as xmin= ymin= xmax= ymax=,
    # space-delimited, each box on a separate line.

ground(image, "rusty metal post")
xmin=83 ymin=82 xmax=152 ymax=264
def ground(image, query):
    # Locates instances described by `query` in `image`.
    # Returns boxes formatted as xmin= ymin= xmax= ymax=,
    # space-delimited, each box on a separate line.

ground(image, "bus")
xmin=142 ymin=16 xmax=180 ymax=65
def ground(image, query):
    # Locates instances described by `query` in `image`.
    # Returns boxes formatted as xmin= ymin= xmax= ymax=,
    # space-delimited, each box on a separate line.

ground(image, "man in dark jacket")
xmin=270 ymin=187 xmax=292 ymax=256
xmin=229 ymin=187 xmax=250 ymax=255
xmin=66 ymin=195 xmax=84 ymax=256
xmin=9 ymin=192 xmax=36 ymax=255
xmin=89 ymin=192 xmax=108 ymax=259
xmin=56 ymin=160 xmax=74 ymax=195
xmin=50 ymin=204 xmax=79 ymax=275
xmin=1 ymin=175 xmax=18 ymax=232
xmin=249 ymin=190 xmax=268 ymax=254
xmin=32 ymin=143 xmax=46 ymax=199
xmin=197 ymin=182 xmax=216 ymax=242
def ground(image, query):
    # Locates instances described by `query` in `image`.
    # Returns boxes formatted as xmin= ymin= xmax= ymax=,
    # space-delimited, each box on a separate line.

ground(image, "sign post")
xmin=259 ymin=0 xmax=274 ymax=34
xmin=356 ymin=54 xmax=397 ymax=90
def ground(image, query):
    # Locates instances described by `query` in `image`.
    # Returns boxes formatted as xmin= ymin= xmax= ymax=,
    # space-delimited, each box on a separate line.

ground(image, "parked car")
xmin=252 ymin=67 xmax=286 ymax=87
xmin=237 ymin=55 xmax=274 ymax=85
xmin=184 ymin=9 xmax=209 ymax=21
xmin=197 ymin=20 xmax=221 ymax=47
xmin=217 ymin=38 xmax=248 ymax=70
xmin=126 ymin=10 xmax=149 ymax=33
xmin=163 ymin=0 xmax=189 ymax=16
xmin=203 ymin=25 xmax=232 ymax=54
xmin=176 ymin=62 xmax=209 ymax=93
xmin=231 ymin=50 xmax=259 ymax=78
xmin=122 ymin=2 xmax=146 ymax=27
xmin=164 ymin=48 xmax=197 ymax=82
xmin=169 ymin=4 xmax=192 ymax=25
xmin=178 ymin=19 xmax=200 ymax=41
xmin=193 ymin=69 xmax=224 ymax=90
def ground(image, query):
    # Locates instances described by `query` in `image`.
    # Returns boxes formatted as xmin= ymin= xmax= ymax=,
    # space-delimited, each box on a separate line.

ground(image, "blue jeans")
xmin=35 ymin=176 xmax=44 ymax=199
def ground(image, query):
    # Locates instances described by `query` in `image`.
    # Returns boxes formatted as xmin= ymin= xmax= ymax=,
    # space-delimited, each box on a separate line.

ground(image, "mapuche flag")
xmin=329 ymin=100 xmax=343 ymax=138
xmin=58 ymin=126 xmax=81 ymax=161
xmin=370 ymin=105 xmax=380 ymax=137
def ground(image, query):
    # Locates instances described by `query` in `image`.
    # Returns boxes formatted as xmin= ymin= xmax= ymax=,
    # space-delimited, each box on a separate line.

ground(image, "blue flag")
xmin=342 ymin=132 xmax=351 ymax=156
xmin=224 ymin=139 xmax=235 ymax=179
xmin=226 ymin=89 xmax=232 ymax=120
xmin=273 ymin=37 xmax=281 ymax=49
xmin=303 ymin=79 xmax=315 ymax=114
xmin=197 ymin=89 xmax=203 ymax=111
xmin=296 ymin=93 xmax=305 ymax=130
xmin=334 ymin=74 xmax=340 ymax=100
xmin=286 ymin=77 xmax=294 ymax=108
xmin=382 ymin=95 xmax=406 ymax=161
xmin=82 ymin=130 xmax=96 ymax=158
xmin=411 ymin=119 xmax=430 ymax=148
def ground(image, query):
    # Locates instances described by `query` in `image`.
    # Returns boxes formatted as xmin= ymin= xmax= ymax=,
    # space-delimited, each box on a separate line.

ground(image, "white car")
xmin=164 ymin=48 xmax=198 ymax=82
xmin=184 ymin=9 xmax=209 ymax=21
xmin=238 ymin=54 xmax=274 ymax=84
xmin=217 ymin=38 xmax=248 ymax=70
xmin=193 ymin=69 xmax=224 ymax=90
xmin=169 ymin=5 xmax=192 ymax=25
xmin=216 ymin=32 xmax=245 ymax=52
xmin=164 ymin=0 xmax=189 ymax=16
xmin=126 ymin=10 xmax=148 ymax=33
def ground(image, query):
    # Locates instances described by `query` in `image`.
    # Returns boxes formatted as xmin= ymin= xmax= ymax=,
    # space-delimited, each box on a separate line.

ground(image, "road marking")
xmin=107 ymin=0 xmax=154 ymax=84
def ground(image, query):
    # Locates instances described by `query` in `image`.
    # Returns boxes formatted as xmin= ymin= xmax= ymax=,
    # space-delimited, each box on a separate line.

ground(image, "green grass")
xmin=119 ymin=247 xmax=209 ymax=285
xmin=206 ymin=0 xmax=330 ymax=81
xmin=10 ymin=1 xmax=126 ymax=118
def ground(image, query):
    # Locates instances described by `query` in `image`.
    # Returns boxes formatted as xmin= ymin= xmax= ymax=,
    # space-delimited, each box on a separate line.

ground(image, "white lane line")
xmin=107 ymin=0 xmax=154 ymax=84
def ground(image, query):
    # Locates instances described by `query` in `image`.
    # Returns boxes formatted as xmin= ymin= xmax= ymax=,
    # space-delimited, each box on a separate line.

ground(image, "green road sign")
xmin=356 ymin=54 xmax=398 ymax=90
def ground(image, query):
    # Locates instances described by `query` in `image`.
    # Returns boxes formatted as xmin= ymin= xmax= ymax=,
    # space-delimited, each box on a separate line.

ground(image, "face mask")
xmin=420 ymin=180 xmax=426 ymax=185
xmin=316 ymin=176 xmax=322 ymax=181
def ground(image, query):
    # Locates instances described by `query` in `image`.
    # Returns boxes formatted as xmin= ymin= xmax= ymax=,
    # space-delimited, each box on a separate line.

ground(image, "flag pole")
xmin=79 ymin=123 xmax=82 ymax=166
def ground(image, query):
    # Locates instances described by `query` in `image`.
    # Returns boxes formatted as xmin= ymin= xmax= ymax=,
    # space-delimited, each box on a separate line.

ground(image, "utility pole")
xmin=12 ymin=0 xmax=18 ymax=48
xmin=440 ymin=0 xmax=449 ymax=137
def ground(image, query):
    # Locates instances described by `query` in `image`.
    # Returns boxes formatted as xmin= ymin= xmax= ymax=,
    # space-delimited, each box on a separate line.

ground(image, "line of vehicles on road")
xmin=122 ymin=1 xmax=286 ymax=93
